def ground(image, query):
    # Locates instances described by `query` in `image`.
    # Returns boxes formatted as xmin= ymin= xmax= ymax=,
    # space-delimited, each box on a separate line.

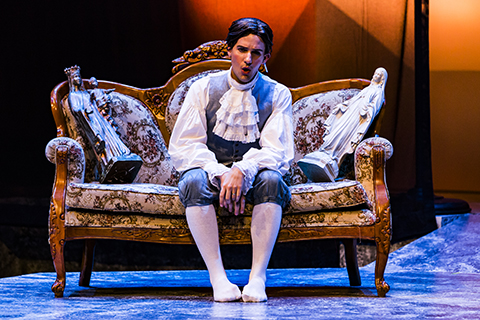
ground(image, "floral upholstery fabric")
xmin=354 ymin=136 xmax=393 ymax=214
xmin=66 ymin=183 xmax=184 ymax=215
xmin=66 ymin=179 xmax=369 ymax=217
xmin=45 ymin=137 xmax=85 ymax=184
xmin=62 ymin=92 xmax=179 ymax=186
xmin=65 ymin=208 xmax=375 ymax=229
xmin=165 ymin=69 xmax=224 ymax=137
xmin=286 ymin=181 xmax=370 ymax=213
xmin=284 ymin=88 xmax=362 ymax=185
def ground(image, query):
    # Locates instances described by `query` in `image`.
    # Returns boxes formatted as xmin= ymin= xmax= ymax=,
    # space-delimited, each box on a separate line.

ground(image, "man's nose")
xmin=244 ymin=52 xmax=252 ymax=65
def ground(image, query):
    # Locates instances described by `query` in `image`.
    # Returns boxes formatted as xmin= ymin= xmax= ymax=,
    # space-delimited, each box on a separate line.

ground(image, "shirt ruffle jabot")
xmin=212 ymin=69 xmax=261 ymax=144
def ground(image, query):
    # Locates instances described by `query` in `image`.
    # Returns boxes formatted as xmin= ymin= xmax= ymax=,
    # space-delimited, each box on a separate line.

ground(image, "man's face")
xmin=228 ymin=34 xmax=270 ymax=84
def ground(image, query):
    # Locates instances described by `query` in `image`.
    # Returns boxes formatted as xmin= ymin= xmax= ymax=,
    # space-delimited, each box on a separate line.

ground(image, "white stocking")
xmin=186 ymin=205 xmax=241 ymax=302
xmin=242 ymin=202 xmax=282 ymax=302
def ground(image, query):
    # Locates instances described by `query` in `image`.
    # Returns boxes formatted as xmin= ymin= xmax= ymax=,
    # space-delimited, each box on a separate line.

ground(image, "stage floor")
xmin=1 ymin=213 xmax=480 ymax=319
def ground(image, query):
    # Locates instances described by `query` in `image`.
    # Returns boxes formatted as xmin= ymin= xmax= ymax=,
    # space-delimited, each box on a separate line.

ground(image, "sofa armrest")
xmin=354 ymin=136 xmax=393 ymax=213
xmin=45 ymin=136 xmax=86 ymax=297
xmin=45 ymin=137 xmax=86 ymax=184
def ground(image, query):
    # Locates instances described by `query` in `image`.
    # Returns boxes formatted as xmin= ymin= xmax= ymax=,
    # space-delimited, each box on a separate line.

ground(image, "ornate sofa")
xmin=46 ymin=40 xmax=393 ymax=298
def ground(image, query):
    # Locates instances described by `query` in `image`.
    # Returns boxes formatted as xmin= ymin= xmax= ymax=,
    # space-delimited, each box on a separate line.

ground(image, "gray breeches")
xmin=178 ymin=168 xmax=291 ymax=209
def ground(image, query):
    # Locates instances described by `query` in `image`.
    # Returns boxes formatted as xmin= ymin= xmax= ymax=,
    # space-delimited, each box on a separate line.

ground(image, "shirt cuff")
xmin=233 ymin=159 xmax=258 ymax=194
xmin=204 ymin=162 xmax=229 ymax=189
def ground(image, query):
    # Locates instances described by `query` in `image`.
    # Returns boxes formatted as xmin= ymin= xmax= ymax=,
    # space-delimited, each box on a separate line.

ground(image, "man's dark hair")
xmin=226 ymin=18 xmax=273 ymax=54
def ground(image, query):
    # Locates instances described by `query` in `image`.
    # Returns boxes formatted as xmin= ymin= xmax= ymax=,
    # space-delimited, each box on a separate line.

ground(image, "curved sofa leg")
xmin=371 ymin=144 xmax=392 ymax=297
xmin=49 ymin=145 xmax=68 ymax=298
xmin=374 ymin=204 xmax=391 ymax=297
xmin=79 ymin=239 xmax=96 ymax=287
xmin=374 ymin=241 xmax=390 ymax=297
xmin=343 ymin=239 xmax=361 ymax=286
xmin=49 ymin=200 xmax=66 ymax=298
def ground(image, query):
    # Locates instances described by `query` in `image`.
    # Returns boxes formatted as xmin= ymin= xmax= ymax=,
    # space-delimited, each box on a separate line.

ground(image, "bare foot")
xmin=212 ymin=278 xmax=241 ymax=302
xmin=242 ymin=277 xmax=267 ymax=302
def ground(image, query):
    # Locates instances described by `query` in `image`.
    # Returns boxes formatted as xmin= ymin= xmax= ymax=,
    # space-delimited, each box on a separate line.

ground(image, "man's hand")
xmin=219 ymin=167 xmax=245 ymax=215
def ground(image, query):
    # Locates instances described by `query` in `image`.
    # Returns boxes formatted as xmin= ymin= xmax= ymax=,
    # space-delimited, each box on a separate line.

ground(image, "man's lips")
xmin=242 ymin=67 xmax=251 ymax=73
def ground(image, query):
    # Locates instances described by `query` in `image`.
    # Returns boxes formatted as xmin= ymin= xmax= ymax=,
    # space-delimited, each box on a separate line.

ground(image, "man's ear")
xmin=264 ymin=53 xmax=271 ymax=63
xmin=227 ymin=47 xmax=232 ymax=59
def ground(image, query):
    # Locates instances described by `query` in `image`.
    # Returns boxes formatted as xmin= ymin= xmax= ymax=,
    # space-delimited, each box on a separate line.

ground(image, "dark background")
xmin=1 ymin=1 xmax=183 ymax=199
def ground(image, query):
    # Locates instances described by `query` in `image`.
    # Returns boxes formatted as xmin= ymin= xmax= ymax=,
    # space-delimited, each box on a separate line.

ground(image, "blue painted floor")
xmin=2 ymin=213 xmax=480 ymax=319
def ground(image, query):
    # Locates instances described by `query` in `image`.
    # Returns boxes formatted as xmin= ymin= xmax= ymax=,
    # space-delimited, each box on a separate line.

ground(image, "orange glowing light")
xmin=430 ymin=0 xmax=480 ymax=71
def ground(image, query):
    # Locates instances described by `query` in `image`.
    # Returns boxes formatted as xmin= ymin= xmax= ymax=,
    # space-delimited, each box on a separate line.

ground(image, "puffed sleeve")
xmin=168 ymin=77 xmax=229 ymax=187
xmin=233 ymin=81 xmax=294 ymax=193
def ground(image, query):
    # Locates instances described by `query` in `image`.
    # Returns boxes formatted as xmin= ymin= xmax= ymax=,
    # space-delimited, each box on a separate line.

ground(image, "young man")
xmin=169 ymin=17 xmax=294 ymax=302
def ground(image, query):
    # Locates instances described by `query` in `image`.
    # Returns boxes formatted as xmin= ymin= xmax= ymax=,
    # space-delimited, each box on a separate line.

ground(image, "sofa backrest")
xmin=51 ymin=61 xmax=233 ymax=186
xmin=162 ymin=71 xmax=371 ymax=185
xmin=287 ymin=85 xmax=367 ymax=185
xmin=51 ymin=66 xmax=373 ymax=187
xmin=51 ymin=41 xmax=376 ymax=186
xmin=57 ymin=87 xmax=178 ymax=186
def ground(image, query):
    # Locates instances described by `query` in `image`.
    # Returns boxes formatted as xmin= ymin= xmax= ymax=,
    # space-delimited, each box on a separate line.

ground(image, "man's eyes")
xmin=237 ymin=47 xmax=262 ymax=55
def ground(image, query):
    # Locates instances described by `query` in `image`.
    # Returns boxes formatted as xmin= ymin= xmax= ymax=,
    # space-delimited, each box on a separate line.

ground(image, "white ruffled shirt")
xmin=168 ymin=70 xmax=294 ymax=194
xmin=212 ymin=70 xmax=261 ymax=144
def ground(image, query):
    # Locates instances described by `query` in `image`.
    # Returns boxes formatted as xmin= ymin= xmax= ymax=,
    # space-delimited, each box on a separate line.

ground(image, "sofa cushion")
xmin=66 ymin=183 xmax=185 ymax=216
xmin=286 ymin=181 xmax=371 ymax=214
xmin=65 ymin=207 xmax=375 ymax=229
xmin=66 ymin=179 xmax=369 ymax=215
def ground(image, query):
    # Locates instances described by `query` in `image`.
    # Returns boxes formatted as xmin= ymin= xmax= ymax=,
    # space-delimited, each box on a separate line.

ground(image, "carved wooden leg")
xmin=79 ymin=239 xmax=96 ymax=287
xmin=49 ymin=201 xmax=66 ymax=298
xmin=374 ymin=207 xmax=391 ymax=297
xmin=49 ymin=145 xmax=68 ymax=298
xmin=374 ymin=206 xmax=391 ymax=297
xmin=374 ymin=241 xmax=390 ymax=297
xmin=343 ymin=239 xmax=361 ymax=286
xmin=372 ymin=145 xmax=392 ymax=297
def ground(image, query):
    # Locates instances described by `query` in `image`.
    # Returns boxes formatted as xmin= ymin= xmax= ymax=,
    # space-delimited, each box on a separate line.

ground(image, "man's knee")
xmin=250 ymin=170 xmax=290 ymax=208
xmin=255 ymin=170 xmax=285 ymax=191
xmin=179 ymin=168 xmax=207 ymax=191
xmin=178 ymin=168 xmax=216 ymax=207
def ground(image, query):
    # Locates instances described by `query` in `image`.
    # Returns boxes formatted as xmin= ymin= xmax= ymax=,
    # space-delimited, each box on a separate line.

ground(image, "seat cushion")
xmin=66 ymin=179 xmax=370 ymax=216
xmin=66 ymin=183 xmax=185 ymax=216
xmin=286 ymin=180 xmax=371 ymax=214
xmin=65 ymin=208 xmax=375 ymax=229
